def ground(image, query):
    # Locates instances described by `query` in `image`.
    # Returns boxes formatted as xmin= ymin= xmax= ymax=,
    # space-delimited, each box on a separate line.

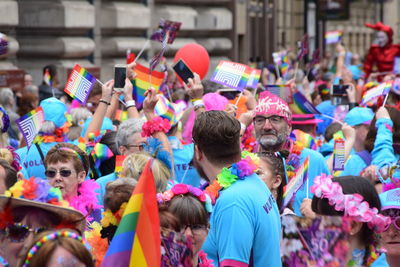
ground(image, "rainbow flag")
xmin=115 ymin=109 xmax=128 ymax=122
xmin=325 ymin=31 xmax=342 ymax=44
xmin=64 ymin=64 xmax=97 ymax=105
xmin=44 ymin=68 xmax=52 ymax=86
xmin=265 ymin=85 xmax=293 ymax=104
xmin=102 ymin=160 xmax=160 ymax=267
xmin=91 ymin=143 xmax=114 ymax=168
xmin=361 ymin=81 xmax=392 ymax=105
xmin=16 ymin=107 xmax=45 ymax=148
xmin=115 ymin=155 xmax=126 ymax=173
xmin=154 ymin=95 xmax=176 ymax=125
xmin=211 ymin=60 xmax=253 ymax=91
xmin=246 ymin=68 xmax=261 ymax=89
xmin=289 ymin=92 xmax=320 ymax=114
xmin=280 ymin=54 xmax=290 ymax=78
xmin=282 ymin=156 xmax=309 ymax=210
xmin=133 ymin=63 xmax=165 ymax=107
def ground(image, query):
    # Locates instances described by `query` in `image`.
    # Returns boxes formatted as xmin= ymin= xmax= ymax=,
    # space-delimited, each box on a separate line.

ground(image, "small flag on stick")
xmin=16 ymin=107 xmax=45 ymax=148
xmin=361 ymin=81 xmax=392 ymax=105
xmin=133 ymin=63 xmax=165 ymax=107
xmin=325 ymin=31 xmax=343 ymax=44
xmin=64 ymin=64 xmax=97 ymax=105
xmin=211 ymin=60 xmax=255 ymax=91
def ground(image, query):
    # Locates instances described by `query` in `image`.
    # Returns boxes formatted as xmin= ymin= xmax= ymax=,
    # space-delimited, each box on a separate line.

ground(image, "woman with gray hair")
xmin=67 ymin=108 xmax=92 ymax=141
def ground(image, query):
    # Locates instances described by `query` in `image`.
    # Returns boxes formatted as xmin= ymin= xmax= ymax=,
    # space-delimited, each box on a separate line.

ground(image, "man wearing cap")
xmin=16 ymin=97 xmax=68 ymax=179
xmin=339 ymin=107 xmax=375 ymax=176
xmin=377 ymin=188 xmax=400 ymax=266
xmin=253 ymin=91 xmax=330 ymax=216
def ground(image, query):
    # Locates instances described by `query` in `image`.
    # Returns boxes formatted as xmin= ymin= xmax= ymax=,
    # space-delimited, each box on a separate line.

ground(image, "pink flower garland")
xmin=69 ymin=180 xmax=102 ymax=221
xmin=310 ymin=174 xmax=391 ymax=233
xmin=198 ymin=250 xmax=214 ymax=267
xmin=142 ymin=116 xmax=171 ymax=137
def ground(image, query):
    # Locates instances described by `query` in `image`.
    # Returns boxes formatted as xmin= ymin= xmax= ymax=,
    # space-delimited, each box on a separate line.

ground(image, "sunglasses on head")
xmin=2 ymin=223 xmax=47 ymax=242
xmin=45 ymin=169 xmax=72 ymax=178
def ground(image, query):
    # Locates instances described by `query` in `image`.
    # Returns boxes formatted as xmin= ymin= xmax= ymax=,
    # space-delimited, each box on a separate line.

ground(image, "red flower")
xmin=23 ymin=177 xmax=38 ymax=200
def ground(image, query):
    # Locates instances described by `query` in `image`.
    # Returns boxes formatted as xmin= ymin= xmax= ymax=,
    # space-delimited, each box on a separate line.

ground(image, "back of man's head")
xmin=193 ymin=110 xmax=241 ymax=165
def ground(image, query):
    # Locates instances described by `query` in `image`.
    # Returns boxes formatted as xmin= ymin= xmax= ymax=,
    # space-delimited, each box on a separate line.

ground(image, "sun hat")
xmin=39 ymin=97 xmax=67 ymax=128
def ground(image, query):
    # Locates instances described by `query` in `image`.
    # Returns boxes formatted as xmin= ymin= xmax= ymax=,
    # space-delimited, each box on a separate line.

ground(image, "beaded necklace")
xmin=204 ymin=152 xmax=259 ymax=204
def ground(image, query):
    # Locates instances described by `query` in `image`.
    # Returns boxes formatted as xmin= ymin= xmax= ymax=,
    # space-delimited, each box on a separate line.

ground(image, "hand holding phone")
xmin=173 ymin=59 xmax=194 ymax=84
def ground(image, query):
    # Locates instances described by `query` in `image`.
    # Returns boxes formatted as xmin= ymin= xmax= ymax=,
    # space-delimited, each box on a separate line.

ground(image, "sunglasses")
xmin=45 ymin=169 xmax=73 ymax=178
xmin=381 ymin=216 xmax=400 ymax=232
xmin=2 ymin=223 xmax=47 ymax=242
xmin=182 ymin=224 xmax=208 ymax=234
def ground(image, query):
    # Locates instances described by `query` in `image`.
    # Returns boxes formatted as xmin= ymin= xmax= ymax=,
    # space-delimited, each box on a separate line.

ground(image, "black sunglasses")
xmin=45 ymin=169 xmax=72 ymax=178
xmin=2 ymin=223 xmax=47 ymax=242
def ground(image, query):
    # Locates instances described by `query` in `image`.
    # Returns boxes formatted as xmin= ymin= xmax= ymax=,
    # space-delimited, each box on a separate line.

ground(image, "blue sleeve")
xmin=214 ymin=203 xmax=253 ymax=265
xmin=371 ymin=118 xmax=397 ymax=167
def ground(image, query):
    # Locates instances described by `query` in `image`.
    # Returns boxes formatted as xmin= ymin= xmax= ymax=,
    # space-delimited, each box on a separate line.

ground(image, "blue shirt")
xmin=371 ymin=118 xmax=399 ymax=167
xmin=203 ymin=173 xmax=281 ymax=266
xmin=340 ymin=153 xmax=368 ymax=176
xmin=16 ymin=142 xmax=58 ymax=179
xmin=293 ymin=148 xmax=330 ymax=216
xmin=169 ymin=136 xmax=202 ymax=187
xmin=372 ymin=253 xmax=389 ymax=267
xmin=95 ymin=172 xmax=117 ymax=206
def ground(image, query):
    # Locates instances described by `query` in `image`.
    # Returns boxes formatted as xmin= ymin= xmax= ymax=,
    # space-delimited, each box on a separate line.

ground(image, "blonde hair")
xmin=121 ymin=152 xmax=170 ymax=192
xmin=0 ymin=148 xmax=13 ymax=164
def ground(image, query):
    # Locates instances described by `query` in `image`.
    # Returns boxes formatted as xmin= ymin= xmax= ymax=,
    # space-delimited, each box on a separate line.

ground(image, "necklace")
xmin=286 ymin=141 xmax=304 ymax=179
xmin=204 ymin=151 xmax=258 ymax=204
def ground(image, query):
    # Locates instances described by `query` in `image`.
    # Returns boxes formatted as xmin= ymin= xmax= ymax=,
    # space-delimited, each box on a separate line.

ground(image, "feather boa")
xmin=69 ymin=180 xmax=102 ymax=220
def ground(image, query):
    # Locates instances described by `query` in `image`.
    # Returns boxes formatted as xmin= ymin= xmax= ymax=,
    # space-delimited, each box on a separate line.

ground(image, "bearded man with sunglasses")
xmin=252 ymin=91 xmax=330 ymax=216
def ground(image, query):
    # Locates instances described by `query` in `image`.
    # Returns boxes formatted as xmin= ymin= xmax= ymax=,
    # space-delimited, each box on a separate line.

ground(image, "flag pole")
xmin=134 ymin=39 xmax=150 ymax=63
xmin=235 ymin=92 xmax=243 ymax=107
xmin=275 ymin=64 xmax=281 ymax=79
xmin=382 ymin=91 xmax=390 ymax=107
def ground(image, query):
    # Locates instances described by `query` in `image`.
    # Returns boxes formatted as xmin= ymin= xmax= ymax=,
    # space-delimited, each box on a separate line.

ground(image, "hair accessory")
xmin=0 ymin=106 xmax=10 ymax=133
xmin=310 ymin=174 xmax=391 ymax=232
xmin=141 ymin=116 xmax=171 ymax=137
xmin=23 ymin=230 xmax=83 ymax=267
xmin=157 ymin=184 xmax=213 ymax=213
xmin=58 ymin=147 xmax=83 ymax=163
xmin=6 ymin=146 xmax=22 ymax=171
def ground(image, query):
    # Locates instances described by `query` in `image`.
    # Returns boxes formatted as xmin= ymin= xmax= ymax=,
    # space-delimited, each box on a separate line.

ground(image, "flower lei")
xmin=198 ymin=250 xmax=214 ymax=267
xmin=68 ymin=179 xmax=102 ymax=221
xmin=204 ymin=151 xmax=259 ymax=204
xmin=347 ymin=245 xmax=381 ymax=267
xmin=142 ymin=116 xmax=171 ymax=137
xmin=157 ymin=184 xmax=213 ymax=213
xmin=34 ymin=122 xmax=70 ymax=144
xmin=310 ymin=174 xmax=391 ymax=232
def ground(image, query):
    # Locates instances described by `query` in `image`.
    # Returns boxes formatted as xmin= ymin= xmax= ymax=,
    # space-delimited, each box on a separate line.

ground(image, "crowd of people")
xmin=1 ymin=21 xmax=400 ymax=267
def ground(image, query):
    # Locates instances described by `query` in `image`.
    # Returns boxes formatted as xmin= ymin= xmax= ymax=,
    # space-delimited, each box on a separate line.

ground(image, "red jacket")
xmin=363 ymin=43 xmax=400 ymax=79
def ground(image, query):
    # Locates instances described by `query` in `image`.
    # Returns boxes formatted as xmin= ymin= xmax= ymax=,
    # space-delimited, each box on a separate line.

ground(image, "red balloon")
xmin=173 ymin=43 xmax=210 ymax=80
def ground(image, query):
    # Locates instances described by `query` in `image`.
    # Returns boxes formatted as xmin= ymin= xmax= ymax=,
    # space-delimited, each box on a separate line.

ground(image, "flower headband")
xmin=157 ymin=184 xmax=213 ymax=213
xmin=23 ymin=230 xmax=83 ymax=267
xmin=58 ymin=147 xmax=83 ymax=162
xmin=310 ymin=174 xmax=390 ymax=232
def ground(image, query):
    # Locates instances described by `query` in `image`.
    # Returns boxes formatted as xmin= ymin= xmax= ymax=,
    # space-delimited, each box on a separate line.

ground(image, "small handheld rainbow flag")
xmin=101 ymin=160 xmax=160 ymax=267
xmin=280 ymin=53 xmax=290 ymax=78
xmin=64 ymin=64 xmax=97 ymax=105
xmin=325 ymin=31 xmax=343 ymax=44
xmin=133 ymin=63 xmax=165 ymax=107
xmin=43 ymin=68 xmax=52 ymax=86
xmin=16 ymin=107 xmax=45 ymax=148
xmin=115 ymin=155 xmax=126 ymax=173
xmin=154 ymin=95 xmax=178 ymax=125
xmin=246 ymin=68 xmax=262 ymax=89
xmin=361 ymin=81 xmax=392 ymax=105
xmin=282 ymin=156 xmax=310 ymax=210
xmin=91 ymin=143 xmax=114 ymax=168
xmin=264 ymin=85 xmax=293 ymax=104
xmin=211 ymin=60 xmax=253 ymax=91
xmin=115 ymin=109 xmax=128 ymax=122
xmin=289 ymin=92 xmax=321 ymax=114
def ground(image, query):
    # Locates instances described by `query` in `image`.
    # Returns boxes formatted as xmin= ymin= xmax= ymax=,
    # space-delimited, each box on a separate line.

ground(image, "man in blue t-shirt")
xmin=253 ymin=91 xmax=330 ymax=216
xmin=192 ymin=110 xmax=281 ymax=266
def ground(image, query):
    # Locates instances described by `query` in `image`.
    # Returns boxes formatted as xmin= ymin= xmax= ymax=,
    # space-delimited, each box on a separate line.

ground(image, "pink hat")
xmin=255 ymin=91 xmax=292 ymax=123
xmin=291 ymin=114 xmax=323 ymax=125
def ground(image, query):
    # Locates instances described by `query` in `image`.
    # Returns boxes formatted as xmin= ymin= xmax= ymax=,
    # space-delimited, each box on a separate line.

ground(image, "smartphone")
xmin=173 ymin=59 xmax=194 ymax=84
xmin=331 ymin=84 xmax=349 ymax=105
xmin=114 ymin=65 xmax=126 ymax=91
xmin=217 ymin=88 xmax=241 ymax=100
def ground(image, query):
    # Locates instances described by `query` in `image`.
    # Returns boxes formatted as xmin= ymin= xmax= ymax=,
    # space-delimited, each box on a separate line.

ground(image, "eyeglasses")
xmin=2 ymin=223 xmax=47 ymax=242
xmin=381 ymin=216 xmax=400 ymax=232
xmin=254 ymin=116 xmax=284 ymax=126
xmin=182 ymin=224 xmax=208 ymax=234
xmin=125 ymin=143 xmax=146 ymax=151
xmin=45 ymin=169 xmax=73 ymax=178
